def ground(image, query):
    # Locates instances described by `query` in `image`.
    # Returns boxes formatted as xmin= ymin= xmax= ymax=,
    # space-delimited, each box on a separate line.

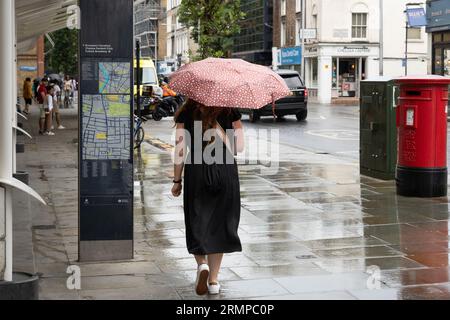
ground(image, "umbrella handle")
xmin=272 ymin=96 xmax=276 ymax=120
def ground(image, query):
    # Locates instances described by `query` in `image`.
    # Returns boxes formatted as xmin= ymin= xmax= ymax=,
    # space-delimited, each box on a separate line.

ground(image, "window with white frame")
xmin=296 ymin=0 xmax=301 ymax=13
xmin=281 ymin=0 xmax=286 ymax=16
xmin=295 ymin=17 xmax=301 ymax=45
xmin=352 ymin=13 xmax=367 ymax=39
xmin=281 ymin=21 xmax=286 ymax=47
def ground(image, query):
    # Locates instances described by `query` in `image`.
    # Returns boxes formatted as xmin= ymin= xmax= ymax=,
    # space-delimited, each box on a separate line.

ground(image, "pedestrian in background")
xmin=44 ymin=85 xmax=55 ymax=136
xmin=63 ymin=75 xmax=73 ymax=108
xmin=37 ymin=78 xmax=49 ymax=135
xmin=50 ymin=80 xmax=65 ymax=130
xmin=22 ymin=77 xmax=32 ymax=115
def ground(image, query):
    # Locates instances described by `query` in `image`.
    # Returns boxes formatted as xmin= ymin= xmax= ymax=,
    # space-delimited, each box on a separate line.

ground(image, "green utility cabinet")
xmin=360 ymin=77 xmax=399 ymax=180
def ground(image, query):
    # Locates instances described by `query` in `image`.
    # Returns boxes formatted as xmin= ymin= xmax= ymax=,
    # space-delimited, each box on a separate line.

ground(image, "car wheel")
xmin=276 ymin=115 xmax=285 ymax=122
xmin=249 ymin=111 xmax=260 ymax=123
xmin=296 ymin=109 xmax=308 ymax=121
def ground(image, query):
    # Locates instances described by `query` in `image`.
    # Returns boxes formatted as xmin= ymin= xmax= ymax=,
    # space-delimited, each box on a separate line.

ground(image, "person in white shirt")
xmin=44 ymin=85 xmax=55 ymax=136
xmin=51 ymin=81 xmax=65 ymax=129
xmin=63 ymin=75 xmax=73 ymax=108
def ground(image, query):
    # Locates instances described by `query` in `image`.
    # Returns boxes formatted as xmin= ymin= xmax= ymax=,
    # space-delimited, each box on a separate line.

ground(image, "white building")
xmin=164 ymin=0 xmax=197 ymax=72
xmin=303 ymin=0 xmax=428 ymax=104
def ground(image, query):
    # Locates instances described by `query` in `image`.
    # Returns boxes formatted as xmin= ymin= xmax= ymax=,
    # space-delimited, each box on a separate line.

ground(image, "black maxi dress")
xmin=176 ymin=108 xmax=242 ymax=255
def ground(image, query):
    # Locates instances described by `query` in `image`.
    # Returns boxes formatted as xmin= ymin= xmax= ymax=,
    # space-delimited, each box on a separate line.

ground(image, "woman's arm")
xmin=172 ymin=123 xmax=186 ymax=197
xmin=232 ymin=120 xmax=245 ymax=153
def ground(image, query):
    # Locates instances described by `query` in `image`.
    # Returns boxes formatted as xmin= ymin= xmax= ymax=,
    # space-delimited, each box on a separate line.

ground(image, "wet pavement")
xmin=12 ymin=103 xmax=450 ymax=300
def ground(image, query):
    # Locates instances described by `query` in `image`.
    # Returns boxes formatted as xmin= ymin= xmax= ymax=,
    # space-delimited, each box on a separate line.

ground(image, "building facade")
xmin=134 ymin=0 xmax=164 ymax=60
xmin=426 ymin=0 xmax=450 ymax=76
xmin=162 ymin=0 xmax=198 ymax=73
xmin=16 ymin=36 xmax=44 ymax=97
xmin=274 ymin=0 xmax=428 ymax=104
xmin=232 ymin=0 xmax=273 ymax=66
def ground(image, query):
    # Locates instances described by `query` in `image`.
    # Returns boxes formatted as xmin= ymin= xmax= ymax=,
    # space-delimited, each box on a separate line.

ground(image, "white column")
xmin=12 ymin=2 xmax=17 ymax=174
xmin=366 ymin=57 xmax=379 ymax=79
xmin=317 ymin=55 xmax=332 ymax=104
xmin=0 ymin=0 xmax=15 ymax=282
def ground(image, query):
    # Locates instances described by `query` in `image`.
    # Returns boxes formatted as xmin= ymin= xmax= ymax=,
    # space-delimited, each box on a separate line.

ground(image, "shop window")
xmin=311 ymin=57 xmax=318 ymax=87
xmin=433 ymin=33 xmax=443 ymax=44
xmin=352 ymin=13 xmax=367 ymax=39
xmin=407 ymin=28 xmax=421 ymax=40
xmin=332 ymin=58 xmax=337 ymax=89
xmin=444 ymin=49 xmax=450 ymax=77
xmin=443 ymin=32 xmax=450 ymax=43
xmin=434 ymin=48 xmax=443 ymax=75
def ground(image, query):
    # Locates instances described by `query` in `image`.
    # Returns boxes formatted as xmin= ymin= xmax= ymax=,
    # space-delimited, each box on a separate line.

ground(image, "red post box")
xmin=395 ymin=75 xmax=450 ymax=197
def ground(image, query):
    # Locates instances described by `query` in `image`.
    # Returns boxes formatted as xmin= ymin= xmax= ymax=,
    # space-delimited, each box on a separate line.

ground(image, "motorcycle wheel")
xmin=153 ymin=112 xmax=163 ymax=121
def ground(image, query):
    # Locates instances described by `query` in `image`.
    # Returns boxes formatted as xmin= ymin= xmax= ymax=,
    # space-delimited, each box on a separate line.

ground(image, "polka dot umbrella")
xmin=169 ymin=58 xmax=291 ymax=110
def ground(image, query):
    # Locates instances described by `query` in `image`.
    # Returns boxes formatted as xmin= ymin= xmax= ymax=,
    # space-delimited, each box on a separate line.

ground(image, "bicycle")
xmin=134 ymin=114 xmax=147 ymax=149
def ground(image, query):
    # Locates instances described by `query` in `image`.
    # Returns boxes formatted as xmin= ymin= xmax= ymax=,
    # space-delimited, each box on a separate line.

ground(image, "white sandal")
xmin=195 ymin=264 xmax=210 ymax=295
xmin=208 ymin=281 xmax=221 ymax=295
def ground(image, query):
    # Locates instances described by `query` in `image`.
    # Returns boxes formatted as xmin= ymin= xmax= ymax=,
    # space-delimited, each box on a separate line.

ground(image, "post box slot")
xmin=405 ymin=90 xmax=421 ymax=96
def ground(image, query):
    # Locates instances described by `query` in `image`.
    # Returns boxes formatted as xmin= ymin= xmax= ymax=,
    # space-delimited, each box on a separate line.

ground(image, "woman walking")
xmin=169 ymin=57 xmax=290 ymax=296
xmin=172 ymin=99 xmax=244 ymax=295
xmin=22 ymin=77 xmax=32 ymax=115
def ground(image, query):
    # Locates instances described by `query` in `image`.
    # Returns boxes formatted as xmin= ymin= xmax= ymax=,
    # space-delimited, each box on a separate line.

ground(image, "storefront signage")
xmin=19 ymin=66 xmax=37 ymax=72
xmin=407 ymin=8 xmax=427 ymax=27
xmin=427 ymin=0 xmax=450 ymax=32
xmin=300 ymin=29 xmax=317 ymax=40
xmin=280 ymin=47 xmax=302 ymax=65
xmin=337 ymin=46 xmax=370 ymax=54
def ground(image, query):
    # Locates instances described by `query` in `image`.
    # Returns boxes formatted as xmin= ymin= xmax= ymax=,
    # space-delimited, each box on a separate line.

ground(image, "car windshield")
xmin=135 ymin=67 xmax=157 ymax=85
xmin=281 ymin=74 xmax=304 ymax=89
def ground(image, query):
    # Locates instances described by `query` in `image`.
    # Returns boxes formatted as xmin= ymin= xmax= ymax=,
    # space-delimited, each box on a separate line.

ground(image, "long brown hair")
xmin=174 ymin=98 xmax=231 ymax=133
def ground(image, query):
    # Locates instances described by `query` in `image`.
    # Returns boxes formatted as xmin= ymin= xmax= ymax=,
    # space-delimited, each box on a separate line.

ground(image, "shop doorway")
xmin=332 ymin=57 xmax=366 ymax=98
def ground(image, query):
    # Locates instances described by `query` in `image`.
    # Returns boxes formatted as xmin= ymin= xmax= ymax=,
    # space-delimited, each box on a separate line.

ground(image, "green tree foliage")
xmin=44 ymin=28 xmax=78 ymax=75
xmin=178 ymin=0 xmax=245 ymax=59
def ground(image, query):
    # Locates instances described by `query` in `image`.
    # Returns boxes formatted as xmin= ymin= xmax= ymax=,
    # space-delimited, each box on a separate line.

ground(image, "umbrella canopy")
xmin=169 ymin=58 xmax=291 ymax=109
xmin=47 ymin=73 xmax=62 ymax=81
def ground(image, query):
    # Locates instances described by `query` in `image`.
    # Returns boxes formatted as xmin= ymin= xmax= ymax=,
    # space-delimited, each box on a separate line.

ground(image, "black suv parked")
xmin=240 ymin=70 xmax=308 ymax=122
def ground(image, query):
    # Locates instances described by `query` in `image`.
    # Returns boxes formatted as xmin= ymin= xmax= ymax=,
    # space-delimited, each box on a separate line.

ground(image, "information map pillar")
xmin=78 ymin=0 xmax=134 ymax=261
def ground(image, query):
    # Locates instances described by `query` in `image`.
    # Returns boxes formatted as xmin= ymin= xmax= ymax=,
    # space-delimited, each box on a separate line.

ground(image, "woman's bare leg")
xmin=208 ymin=253 xmax=223 ymax=283
xmin=195 ymin=255 xmax=207 ymax=266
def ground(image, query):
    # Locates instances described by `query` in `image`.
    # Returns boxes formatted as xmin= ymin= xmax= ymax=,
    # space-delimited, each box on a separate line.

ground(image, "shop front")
xmin=305 ymin=44 xmax=378 ymax=104
xmin=427 ymin=0 xmax=450 ymax=76
xmin=332 ymin=57 xmax=366 ymax=98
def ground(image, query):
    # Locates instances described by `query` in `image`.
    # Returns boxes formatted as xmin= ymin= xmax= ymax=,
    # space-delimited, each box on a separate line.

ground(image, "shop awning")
xmin=16 ymin=0 xmax=77 ymax=52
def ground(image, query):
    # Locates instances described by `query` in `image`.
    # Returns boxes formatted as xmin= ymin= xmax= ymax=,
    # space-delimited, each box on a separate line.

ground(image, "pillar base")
xmin=0 ymin=272 xmax=39 ymax=300
xmin=396 ymin=166 xmax=447 ymax=197
xmin=13 ymin=171 xmax=29 ymax=185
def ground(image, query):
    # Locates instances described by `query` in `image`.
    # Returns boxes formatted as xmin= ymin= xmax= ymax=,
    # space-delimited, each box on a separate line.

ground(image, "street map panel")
xmin=82 ymin=94 xmax=131 ymax=160
xmin=99 ymin=62 xmax=131 ymax=94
